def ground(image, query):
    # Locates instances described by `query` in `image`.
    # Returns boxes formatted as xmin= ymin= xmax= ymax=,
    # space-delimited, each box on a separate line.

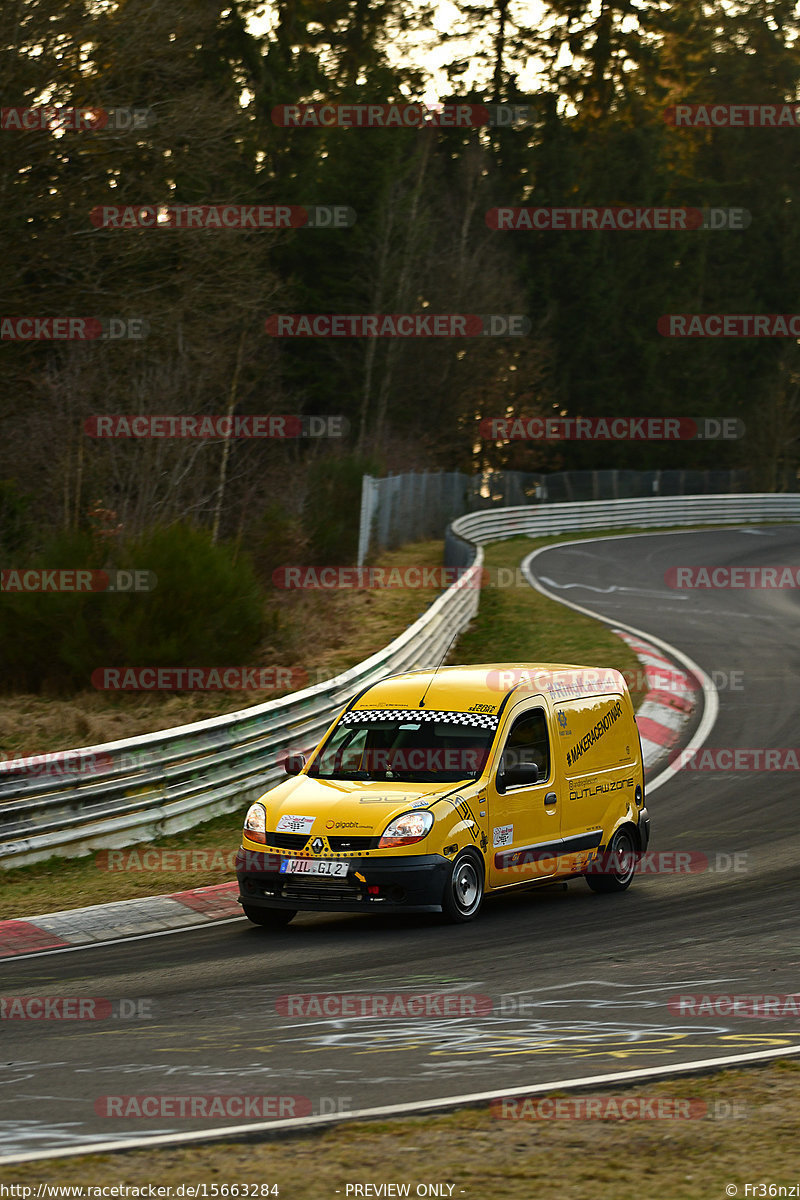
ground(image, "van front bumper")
xmin=236 ymin=848 xmax=451 ymax=914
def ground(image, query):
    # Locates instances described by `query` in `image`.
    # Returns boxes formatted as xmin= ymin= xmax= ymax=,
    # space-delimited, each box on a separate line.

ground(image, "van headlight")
xmin=379 ymin=810 xmax=433 ymax=848
xmin=243 ymin=802 xmax=267 ymax=844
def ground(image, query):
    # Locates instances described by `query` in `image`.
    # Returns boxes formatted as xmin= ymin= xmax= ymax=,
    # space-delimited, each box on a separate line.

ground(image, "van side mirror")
xmin=500 ymin=761 xmax=540 ymax=789
xmin=284 ymin=754 xmax=306 ymax=776
xmin=496 ymin=753 xmax=542 ymax=792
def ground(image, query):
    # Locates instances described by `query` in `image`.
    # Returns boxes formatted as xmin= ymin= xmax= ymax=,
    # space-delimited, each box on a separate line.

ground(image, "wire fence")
xmin=359 ymin=467 xmax=752 ymax=563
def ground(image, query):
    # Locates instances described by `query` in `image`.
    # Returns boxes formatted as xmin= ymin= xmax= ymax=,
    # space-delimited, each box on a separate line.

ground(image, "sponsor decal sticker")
xmin=358 ymin=795 xmax=411 ymax=804
xmin=276 ymin=814 xmax=315 ymax=834
xmin=569 ymin=776 xmax=635 ymax=801
xmin=493 ymin=824 xmax=514 ymax=848
xmin=566 ymin=700 xmax=622 ymax=767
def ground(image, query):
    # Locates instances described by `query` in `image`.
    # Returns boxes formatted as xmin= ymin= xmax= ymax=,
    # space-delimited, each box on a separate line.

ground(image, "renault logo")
xmin=310 ymin=837 xmax=325 ymax=854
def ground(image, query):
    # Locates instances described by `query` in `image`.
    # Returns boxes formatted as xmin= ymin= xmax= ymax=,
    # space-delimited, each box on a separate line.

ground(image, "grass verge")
xmin=0 ymin=542 xmax=447 ymax=762
xmin=3 ymin=531 xmax=655 ymax=917
xmin=0 ymin=1061 xmax=797 ymax=1197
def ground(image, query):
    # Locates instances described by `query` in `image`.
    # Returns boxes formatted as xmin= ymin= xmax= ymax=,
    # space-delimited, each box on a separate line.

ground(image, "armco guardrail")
xmin=449 ymin=492 xmax=800 ymax=545
xmin=359 ymin=468 xmax=753 ymax=563
xmin=4 ymin=492 xmax=799 ymax=869
xmin=0 ymin=551 xmax=483 ymax=868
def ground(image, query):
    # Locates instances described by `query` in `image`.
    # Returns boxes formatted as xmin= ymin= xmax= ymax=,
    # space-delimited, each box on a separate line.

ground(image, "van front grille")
xmin=264 ymin=833 xmax=308 ymax=850
xmin=328 ymin=835 xmax=380 ymax=851
xmin=274 ymin=878 xmax=366 ymax=904
xmin=264 ymin=832 xmax=380 ymax=852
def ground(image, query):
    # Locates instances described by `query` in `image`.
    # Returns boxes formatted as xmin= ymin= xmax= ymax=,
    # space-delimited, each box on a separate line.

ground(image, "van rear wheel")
xmin=586 ymin=829 xmax=636 ymax=893
xmin=441 ymin=851 xmax=484 ymax=923
xmin=241 ymin=904 xmax=296 ymax=928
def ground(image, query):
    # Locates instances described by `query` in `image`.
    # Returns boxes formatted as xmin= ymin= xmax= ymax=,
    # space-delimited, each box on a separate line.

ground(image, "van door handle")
xmin=544 ymin=792 xmax=557 ymax=805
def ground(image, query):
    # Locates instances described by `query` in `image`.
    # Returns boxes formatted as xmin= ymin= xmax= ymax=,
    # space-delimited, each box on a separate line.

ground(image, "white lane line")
xmin=537 ymin=576 xmax=690 ymax=600
xmin=1 ymin=1044 xmax=798 ymax=1165
xmin=521 ymin=537 xmax=720 ymax=795
xmin=537 ymin=576 xmax=688 ymax=600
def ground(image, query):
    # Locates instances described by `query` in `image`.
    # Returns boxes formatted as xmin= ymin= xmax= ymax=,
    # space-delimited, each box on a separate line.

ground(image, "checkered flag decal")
xmin=343 ymin=708 xmax=499 ymax=730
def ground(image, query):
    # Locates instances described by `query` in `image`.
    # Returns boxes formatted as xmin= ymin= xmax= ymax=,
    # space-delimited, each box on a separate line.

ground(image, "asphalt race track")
xmin=2 ymin=527 xmax=799 ymax=1158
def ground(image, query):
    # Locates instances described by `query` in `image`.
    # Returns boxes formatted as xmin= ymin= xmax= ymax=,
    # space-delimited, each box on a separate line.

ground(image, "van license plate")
xmin=280 ymin=858 xmax=348 ymax=877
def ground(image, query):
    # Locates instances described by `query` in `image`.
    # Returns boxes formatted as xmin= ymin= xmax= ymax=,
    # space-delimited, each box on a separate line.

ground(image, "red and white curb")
xmin=520 ymin=542 xmax=716 ymax=793
xmin=0 ymin=881 xmax=241 ymax=960
xmin=612 ymin=629 xmax=698 ymax=772
xmin=2 ymin=548 xmax=708 ymax=964
xmin=0 ymin=633 xmax=702 ymax=962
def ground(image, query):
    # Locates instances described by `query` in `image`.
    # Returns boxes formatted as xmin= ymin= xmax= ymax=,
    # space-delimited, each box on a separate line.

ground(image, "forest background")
xmin=1 ymin=0 xmax=799 ymax=695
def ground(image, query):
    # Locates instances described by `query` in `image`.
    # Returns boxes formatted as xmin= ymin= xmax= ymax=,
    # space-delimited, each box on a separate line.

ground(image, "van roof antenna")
xmin=418 ymin=631 xmax=459 ymax=708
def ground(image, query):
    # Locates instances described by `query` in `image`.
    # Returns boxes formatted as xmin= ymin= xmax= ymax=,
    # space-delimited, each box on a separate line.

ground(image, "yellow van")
xmin=236 ymin=663 xmax=649 ymax=925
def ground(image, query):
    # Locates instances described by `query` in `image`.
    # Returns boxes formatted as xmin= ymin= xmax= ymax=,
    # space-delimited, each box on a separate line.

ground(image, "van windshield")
xmin=308 ymin=710 xmax=498 ymax=783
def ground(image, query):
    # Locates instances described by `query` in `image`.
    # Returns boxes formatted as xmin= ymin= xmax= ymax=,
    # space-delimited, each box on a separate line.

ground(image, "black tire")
xmin=585 ymin=827 xmax=637 ymax=893
xmin=441 ymin=851 xmax=484 ymax=923
xmin=241 ymin=904 xmax=296 ymax=928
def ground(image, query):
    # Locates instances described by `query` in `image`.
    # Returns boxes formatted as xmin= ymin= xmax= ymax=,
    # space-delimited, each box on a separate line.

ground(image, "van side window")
xmin=502 ymin=709 xmax=551 ymax=782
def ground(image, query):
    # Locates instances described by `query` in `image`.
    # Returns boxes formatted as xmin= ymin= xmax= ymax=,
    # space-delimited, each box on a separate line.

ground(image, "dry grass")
xmin=1 ymin=1061 xmax=797 ymax=1197
xmin=0 ymin=542 xmax=446 ymax=761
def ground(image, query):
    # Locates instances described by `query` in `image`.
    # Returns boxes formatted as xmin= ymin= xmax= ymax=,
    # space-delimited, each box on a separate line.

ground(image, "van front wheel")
xmin=441 ymin=851 xmax=484 ymax=923
xmin=585 ymin=829 xmax=637 ymax=893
